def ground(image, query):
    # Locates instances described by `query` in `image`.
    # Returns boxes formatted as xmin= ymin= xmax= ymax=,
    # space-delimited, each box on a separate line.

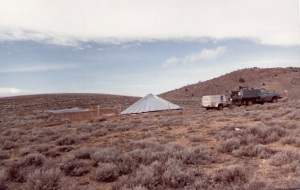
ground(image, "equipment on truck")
xmin=202 ymin=95 xmax=228 ymax=110
xmin=229 ymin=86 xmax=281 ymax=106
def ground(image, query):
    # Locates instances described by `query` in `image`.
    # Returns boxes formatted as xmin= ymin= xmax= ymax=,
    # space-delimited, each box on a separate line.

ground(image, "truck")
xmin=229 ymin=86 xmax=281 ymax=106
xmin=202 ymin=95 xmax=228 ymax=110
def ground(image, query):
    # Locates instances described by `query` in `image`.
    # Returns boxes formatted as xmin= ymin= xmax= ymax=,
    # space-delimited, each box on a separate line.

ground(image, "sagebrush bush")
xmin=56 ymin=146 xmax=74 ymax=152
xmin=91 ymin=148 xmax=120 ymax=166
xmin=71 ymin=146 xmax=92 ymax=159
xmin=61 ymin=155 xmax=91 ymax=176
xmin=182 ymin=145 xmax=216 ymax=165
xmin=212 ymin=165 xmax=249 ymax=185
xmin=55 ymin=134 xmax=89 ymax=146
xmin=26 ymin=168 xmax=62 ymax=190
xmin=92 ymin=128 xmax=108 ymax=137
xmin=270 ymin=151 xmax=300 ymax=167
xmin=188 ymin=135 xmax=204 ymax=142
xmin=19 ymin=154 xmax=46 ymax=167
xmin=0 ymin=169 xmax=7 ymax=190
xmin=218 ymin=138 xmax=241 ymax=153
xmin=92 ymin=163 xmax=119 ymax=182
xmin=55 ymin=135 xmax=77 ymax=146
xmin=43 ymin=150 xmax=61 ymax=158
xmin=36 ymin=144 xmax=52 ymax=153
xmin=2 ymin=140 xmax=18 ymax=150
xmin=162 ymin=159 xmax=195 ymax=188
xmin=0 ymin=150 xmax=10 ymax=160
xmin=232 ymin=145 xmax=276 ymax=158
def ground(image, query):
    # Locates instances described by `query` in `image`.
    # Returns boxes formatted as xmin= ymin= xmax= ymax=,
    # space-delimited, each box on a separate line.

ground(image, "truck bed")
xmin=241 ymin=89 xmax=259 ymax=99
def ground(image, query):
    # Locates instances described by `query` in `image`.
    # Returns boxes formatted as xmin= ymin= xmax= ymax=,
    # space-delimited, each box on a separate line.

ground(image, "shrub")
xmin=55 ymin=134 xmax=89 ymax=146
xmin=133 ymin=140 xmax=163 ymax=151
xmin=56 ymin=146 xmax=74 ymax=152
xmin=270 ymin=151 xmax=300 ymax=167
xmin=0 ymin=169 xmax=7 ymax=190
xmin=42 ymin=150 xmax=61 ymax=158
xmin=92 ymin=128 xmax=108 ymax=137
xmin=19 ymin=154 xmax=46 ymax=167
xmin=26 ymin=168 xmax=62 ymax=190
xmin=36 ymin=144 xmax=52 ymax=153
xmin=182 ymin=145 xmax=216 ymax=165
xmin=243 ymin=178 xmax=268 ymax=190
xmin=218 ymin=138 xmax=240 ymax=153
xmin=91 ymin=148 xmax=120 ymax=166
xmin=2 ymin=140 xmax=18 ymax=150
xmin=188 ymin=135 xmax=204 ymax=142
xmin=162 ymin=159 xmax=195 ymax=188
xmin=212 ymin=165 xmax=249 ymax=185
xmin=92 ymin=163 xmax=119 ymax=182
xmin=0 ymin=150 xmax=10 ymax=160
xmin=61 ymin=155 xmax=91 ymax=176
xmin=6 ymin=162 xmax=28 ymax=182
xmin=232 ymin=145 xmax=276 ymax=159
xmin=55 ymin=135 xmax=77 ymax=146
xmin=71 ymin=146 xmax=92 ymax=159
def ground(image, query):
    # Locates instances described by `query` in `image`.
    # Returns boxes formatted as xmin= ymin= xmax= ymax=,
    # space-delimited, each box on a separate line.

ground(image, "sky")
xmin=0 ymin=0 xmax=299 ymax=97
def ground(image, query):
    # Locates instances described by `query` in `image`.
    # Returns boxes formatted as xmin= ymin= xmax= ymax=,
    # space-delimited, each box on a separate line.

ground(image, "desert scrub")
xmin=71 ymin=146 xmax=92 ymax=159
xmin=211 ymin=165 xmax=250 ymax=186
xmin=216 ymin=124 xmax=286 ymax=156
xmin=0 ymin=150 xmax=10 ymax=160
xmin=92 ymin=128 xmax=108 ymax=137
xmin=26 ymin=168 xmax=62 ymax=190
xmin=55 ymin=134 xmax=89 ymax=146
xmin=188 ymin=135 xmax=205 ymax=142
xmin=232 ymin=144 xmax=276 ymax=159
xmin=19 ymin=153 xmax=46 ymax=167
xmin=61 ymin=155 xmax=91 ymax=176
xmin=182 ymin=145 xmax=216 ymax=165
xmin=158 ymin=116 xmax=189 ymax=127
xmin=113 ymin=159 xmax=195 ymax=190
xmin=92 ymin=163 xmax=120 ymax=182
xmin=91 ymin=147 xmax=120 ymax=166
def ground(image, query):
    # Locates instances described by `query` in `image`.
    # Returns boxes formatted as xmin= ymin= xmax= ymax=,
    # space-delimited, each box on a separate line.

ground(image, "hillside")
xmin=0 ymin=93 xmax=140 ymax=116
xmin=159 ymin=67 xmax=300 ymax=108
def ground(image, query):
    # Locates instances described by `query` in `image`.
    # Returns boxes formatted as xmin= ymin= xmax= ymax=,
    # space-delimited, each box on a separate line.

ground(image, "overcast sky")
xmin=0 ymin=0 xmax=299 ymax=97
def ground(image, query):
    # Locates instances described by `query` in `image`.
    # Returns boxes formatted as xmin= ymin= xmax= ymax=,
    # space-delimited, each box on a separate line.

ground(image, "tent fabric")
xmin=121 ymin=94 xmax=183 ymax=115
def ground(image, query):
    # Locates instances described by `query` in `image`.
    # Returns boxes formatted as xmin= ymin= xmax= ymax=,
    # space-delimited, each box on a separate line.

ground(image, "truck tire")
xmin=272 ymin=97 xmax=278 ymax=103
xmin=247 ymin=100 xmax=253 ymax=106
xmin=218 ymin=104 xmax=223 ymax=111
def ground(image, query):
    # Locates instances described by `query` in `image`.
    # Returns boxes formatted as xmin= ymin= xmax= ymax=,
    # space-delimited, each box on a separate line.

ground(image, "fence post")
xmin=119 ymin=104 xmax=121 ymax=120
xmin=98 ymin=105 xmax=100 ymax=118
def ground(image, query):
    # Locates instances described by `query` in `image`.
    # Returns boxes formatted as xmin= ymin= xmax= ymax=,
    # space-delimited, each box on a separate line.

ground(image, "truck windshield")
xmin=260 ymin=89 xmax=268 ymax=93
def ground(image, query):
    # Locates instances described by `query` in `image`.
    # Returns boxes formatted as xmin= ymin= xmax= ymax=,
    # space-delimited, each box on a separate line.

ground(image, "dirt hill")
xmin=159 ymin=67 xmax=300 ymax=108
xmin=0 ymin=93 xmax=140 ymax=116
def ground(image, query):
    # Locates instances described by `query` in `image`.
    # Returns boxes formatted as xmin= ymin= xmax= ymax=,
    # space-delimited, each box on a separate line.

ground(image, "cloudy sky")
xmin=0 ymin=0 xmax=299 ymax=97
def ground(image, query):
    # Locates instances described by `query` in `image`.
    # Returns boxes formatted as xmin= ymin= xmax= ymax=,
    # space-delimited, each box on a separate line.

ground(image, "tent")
xmin=121 ymin=93 xmax=183 ymax=115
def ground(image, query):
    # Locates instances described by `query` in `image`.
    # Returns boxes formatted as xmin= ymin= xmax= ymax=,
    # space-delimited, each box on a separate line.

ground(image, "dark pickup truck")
xmin=229 ymin=86 xmax=281 ymax=106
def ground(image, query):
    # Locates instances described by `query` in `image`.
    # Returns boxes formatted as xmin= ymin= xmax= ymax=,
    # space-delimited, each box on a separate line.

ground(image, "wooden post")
xmin=285 ymin=90 xmax=288 ymax=101
xmin=119 ymin=104 xmax=121 ymax=120
xmin=91 ymin=107 xmax=93 ymax=119
xmin=98 ymin=105 xmax=100 ymax=118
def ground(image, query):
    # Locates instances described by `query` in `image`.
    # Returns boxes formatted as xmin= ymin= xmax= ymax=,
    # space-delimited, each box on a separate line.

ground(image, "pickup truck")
xmin=202 ymin=95 xmax=228 ymax=110
xmin=230 ymin=86 xmax=280 ymax=106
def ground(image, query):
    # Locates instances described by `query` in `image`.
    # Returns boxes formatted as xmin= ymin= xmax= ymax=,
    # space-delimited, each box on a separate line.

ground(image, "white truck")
xmin=202 ymin=95 xmax=228 ymax=110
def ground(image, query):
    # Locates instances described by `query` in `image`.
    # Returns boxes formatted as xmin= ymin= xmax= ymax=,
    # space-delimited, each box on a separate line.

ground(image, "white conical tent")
xmin=121 ymin=94 xmax=183 ymax=115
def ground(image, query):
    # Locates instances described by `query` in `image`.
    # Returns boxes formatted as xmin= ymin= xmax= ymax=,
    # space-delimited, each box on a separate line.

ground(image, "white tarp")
xmin=121 ymin=94 xmax=183 ymax=115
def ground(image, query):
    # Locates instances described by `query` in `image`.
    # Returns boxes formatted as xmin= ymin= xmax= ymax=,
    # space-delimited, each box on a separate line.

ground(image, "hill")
xmin=0 ymin=93 xmax=140 ymax=116
xmin=159 ymin=67 xmax=300 ymax=108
